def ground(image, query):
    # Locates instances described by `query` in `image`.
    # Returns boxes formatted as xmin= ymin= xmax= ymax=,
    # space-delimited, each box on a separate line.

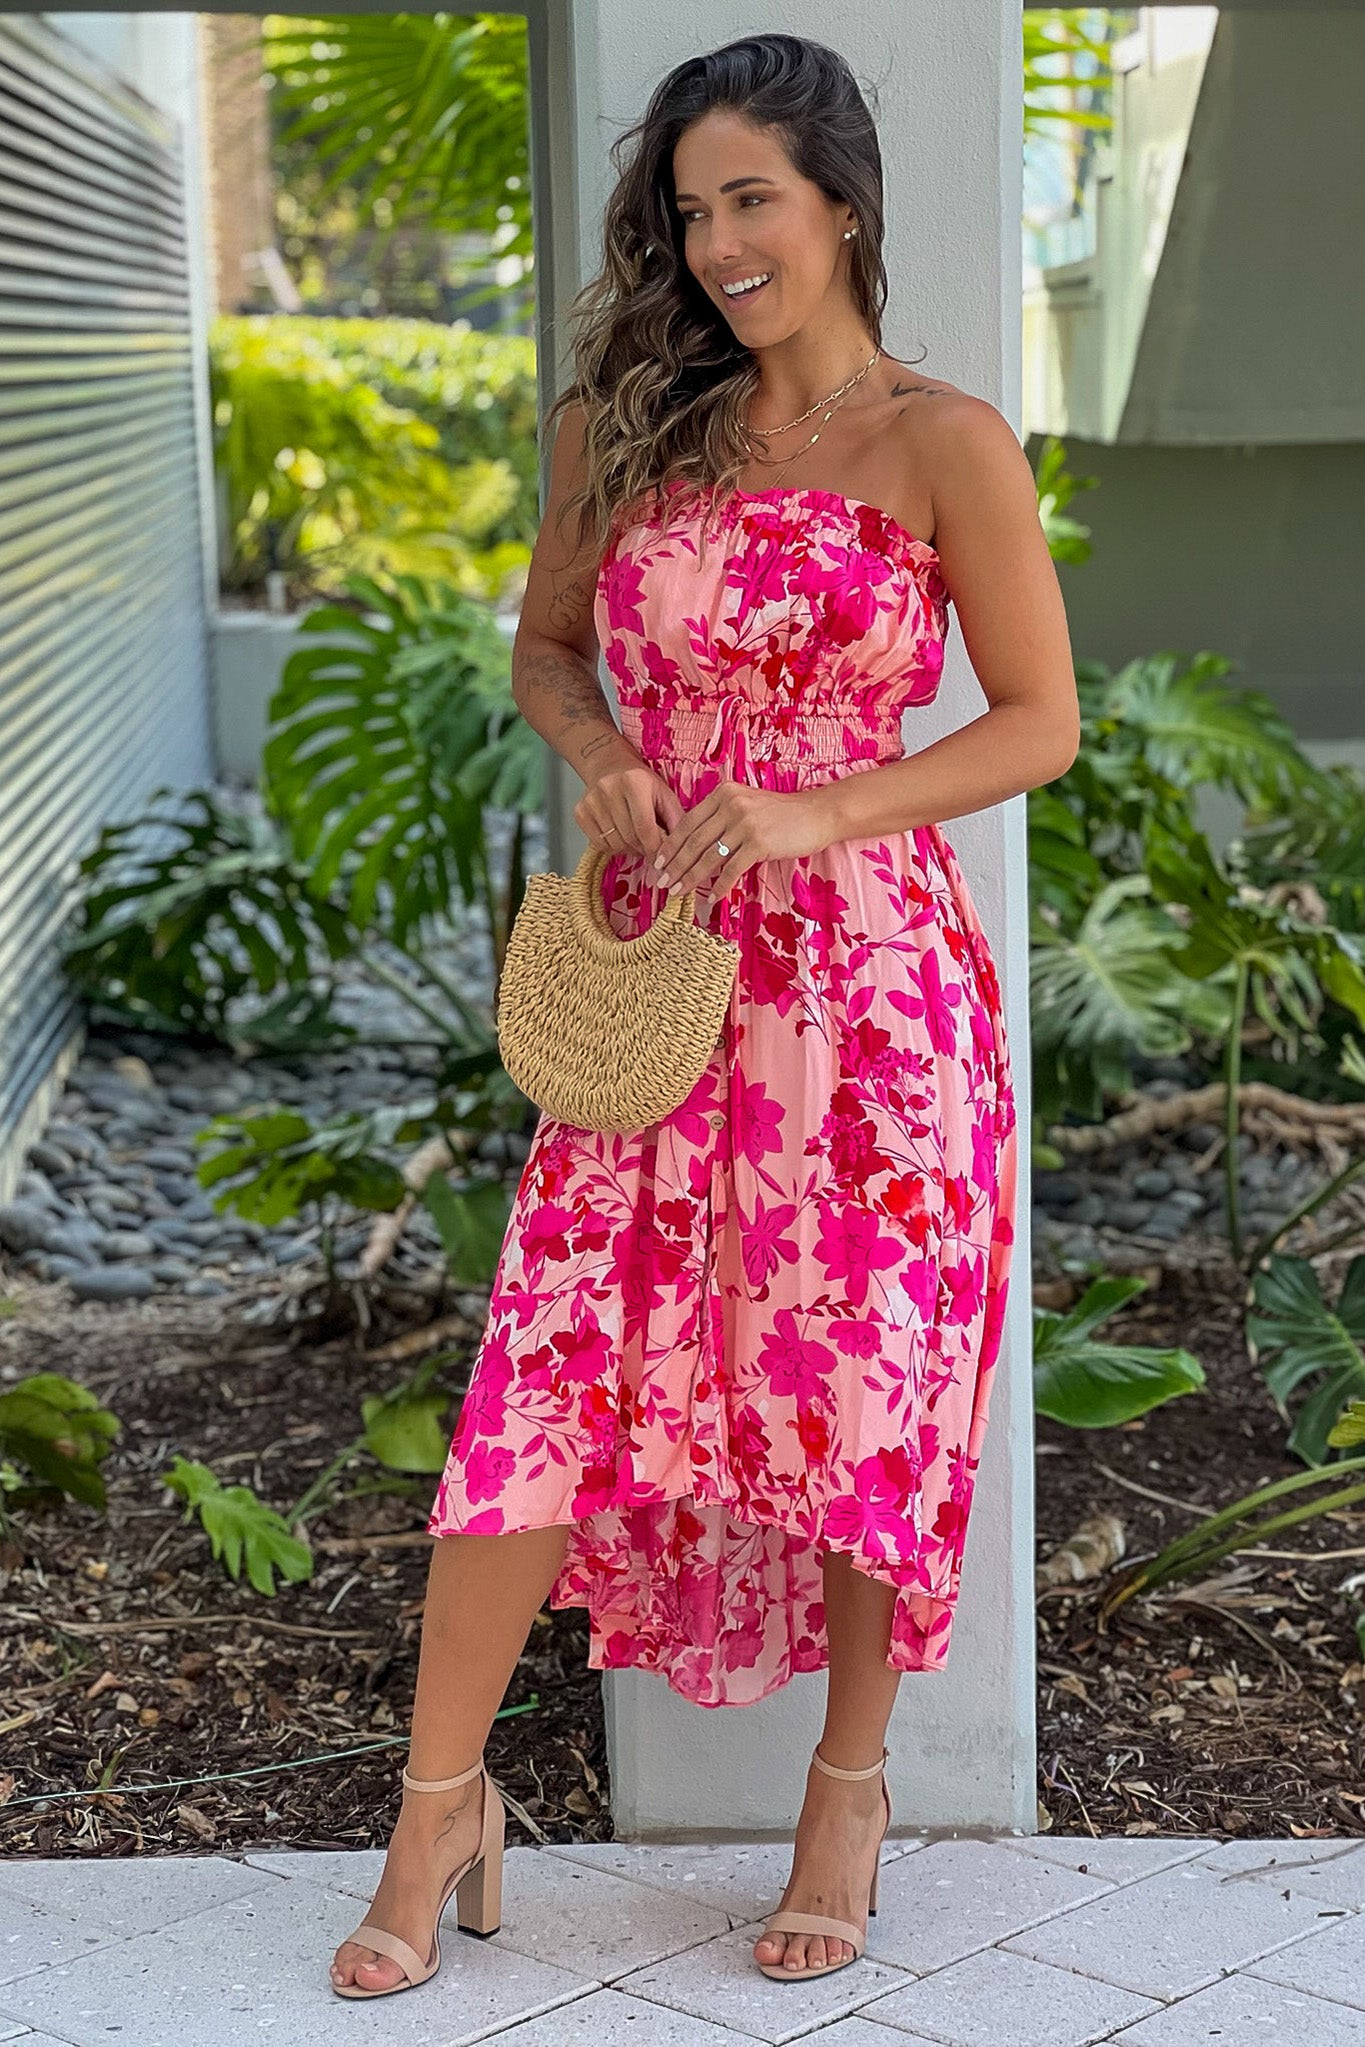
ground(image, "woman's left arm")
xmin=815 ymin=395 xmax=1081 ymax=843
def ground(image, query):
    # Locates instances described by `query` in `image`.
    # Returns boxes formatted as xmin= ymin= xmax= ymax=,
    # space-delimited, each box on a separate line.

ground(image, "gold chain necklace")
xmin=747 ymin=345 xmax=882 ymax=488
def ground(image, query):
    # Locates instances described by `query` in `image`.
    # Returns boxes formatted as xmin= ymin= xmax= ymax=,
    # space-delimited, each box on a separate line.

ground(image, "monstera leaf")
xmin=1031 ymin=875 xmax=1203 ymax=1058
xmin=1105 ymin=652 xmax=1325 ymax=809
xmin=263 ymin=575 xmax=535 ymax=942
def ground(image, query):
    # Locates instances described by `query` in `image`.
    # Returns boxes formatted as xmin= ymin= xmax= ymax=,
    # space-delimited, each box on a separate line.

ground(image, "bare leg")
xmin=753 ymin=1549 xmax=899 ymax=1974
xmin=331 ymin=1523 xmax=571 ymax=1992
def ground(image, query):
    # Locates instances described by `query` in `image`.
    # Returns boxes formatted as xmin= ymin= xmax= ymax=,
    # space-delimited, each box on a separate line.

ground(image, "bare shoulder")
xmin=892 ymin=384 xmax=1031 ymax=552
xmin=920 ymin=384 xmax=1020 ymax=455
xmin=877 ymin=371 xmax=1026 ymax=545
xmin=886 ymin=370 xmax=1018 ymax=465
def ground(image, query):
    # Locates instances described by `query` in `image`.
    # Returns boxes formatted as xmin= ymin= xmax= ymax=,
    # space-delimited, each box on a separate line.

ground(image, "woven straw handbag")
xmin=495 ymin=842 xmax=740 ymax=1135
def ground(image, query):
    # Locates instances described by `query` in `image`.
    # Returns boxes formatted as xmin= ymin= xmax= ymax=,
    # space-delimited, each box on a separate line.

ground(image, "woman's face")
xmin=670 ymin=109 xmax=854 ymax=339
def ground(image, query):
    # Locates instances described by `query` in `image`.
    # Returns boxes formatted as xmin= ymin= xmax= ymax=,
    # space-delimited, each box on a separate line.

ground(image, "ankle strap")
xmin=402 ymin=1754 xmax=484 ymax=1793
xmin=811 ymin=1744 xmax=888 ymax=1781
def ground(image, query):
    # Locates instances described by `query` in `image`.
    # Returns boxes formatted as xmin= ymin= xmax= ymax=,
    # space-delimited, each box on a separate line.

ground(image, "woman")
xmin=331 ymin=30 xmax=1076 ymax=2001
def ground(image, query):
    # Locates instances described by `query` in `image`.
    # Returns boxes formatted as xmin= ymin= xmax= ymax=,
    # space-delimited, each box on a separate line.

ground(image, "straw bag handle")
xmin=569 ymin=843 xmax=705 ymax=961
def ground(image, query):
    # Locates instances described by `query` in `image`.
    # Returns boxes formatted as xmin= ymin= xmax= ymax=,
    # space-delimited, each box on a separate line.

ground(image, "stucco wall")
xmin=1040 ymin=438 xmax=1365 ymax=743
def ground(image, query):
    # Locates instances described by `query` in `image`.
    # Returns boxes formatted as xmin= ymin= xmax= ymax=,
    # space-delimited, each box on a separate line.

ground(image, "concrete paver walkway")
xmin=1 ymin=1831 xmax=1362 ymax=2046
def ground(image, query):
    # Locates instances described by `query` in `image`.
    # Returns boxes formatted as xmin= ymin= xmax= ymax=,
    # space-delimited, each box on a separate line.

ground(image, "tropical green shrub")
xmin=64 ymin=569 xmax=540 ymax=1062
xmin=210 ymin=314 xmax=535 ymax=600
xmin=262 ymin=13 xmax=533 ymax=263
xmin=61 ymin=788 xmax=354 ymax=1050
xmin=1028 ymin=650 xmax=1365 ymax=1151
xmin=286 ymin=319 xmax=538 ymax=502
xmin=193 ymin=1096 xmax=512 ymax=1289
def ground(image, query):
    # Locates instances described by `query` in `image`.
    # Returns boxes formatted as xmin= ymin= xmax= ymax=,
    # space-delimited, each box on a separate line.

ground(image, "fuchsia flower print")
xmin=429 ymin=479 xmax=1018 ymax=1708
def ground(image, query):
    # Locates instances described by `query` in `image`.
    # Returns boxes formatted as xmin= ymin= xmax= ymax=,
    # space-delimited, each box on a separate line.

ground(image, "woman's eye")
xmin=680 ymin=196 xmax=765 ymax=223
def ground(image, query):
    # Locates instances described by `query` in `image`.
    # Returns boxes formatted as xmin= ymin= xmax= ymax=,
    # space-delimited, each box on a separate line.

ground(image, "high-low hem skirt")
xmin=427 ymin=809 xmax=1018 ymax=1711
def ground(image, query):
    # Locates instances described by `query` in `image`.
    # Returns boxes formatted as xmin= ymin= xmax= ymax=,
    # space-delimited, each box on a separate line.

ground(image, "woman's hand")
xmin=573 ymin=756 xmax=687 ymax=861
xmin=652 ymin=780 xmax=837 ymax=900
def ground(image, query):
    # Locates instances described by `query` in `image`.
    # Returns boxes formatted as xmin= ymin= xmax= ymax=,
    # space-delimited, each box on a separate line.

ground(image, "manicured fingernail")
xmin=658 ymin=871 xmax=671 ymax=887
xmin=653 ymin=852 xmax=666 ymax=868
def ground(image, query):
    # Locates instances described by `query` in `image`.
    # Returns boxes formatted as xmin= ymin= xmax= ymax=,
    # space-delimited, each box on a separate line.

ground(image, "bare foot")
xmin=753 ymin=1756 xmax=887 ymax=1975
xmin=330 ymin=1773 xmax=485 ymax=1994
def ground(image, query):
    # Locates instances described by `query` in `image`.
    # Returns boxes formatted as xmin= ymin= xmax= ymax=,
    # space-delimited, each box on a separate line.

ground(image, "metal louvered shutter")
xmin=0 ymin=15 xmax=212 ymax=1179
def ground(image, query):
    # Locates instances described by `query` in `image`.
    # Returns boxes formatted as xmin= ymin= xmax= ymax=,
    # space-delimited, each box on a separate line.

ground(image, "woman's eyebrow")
xmin=674 ymin=175 xmax=779 ymax=202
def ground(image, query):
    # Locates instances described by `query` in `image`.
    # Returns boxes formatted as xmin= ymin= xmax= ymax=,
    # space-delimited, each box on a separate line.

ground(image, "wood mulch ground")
xmin=2 ymin=1249 xmax=1362 ymax=1858
xmin=1034 ymin=1258 xmax=1365 ymax=1843
xmin=0 ymin=1281 xmax=608 ymax=1859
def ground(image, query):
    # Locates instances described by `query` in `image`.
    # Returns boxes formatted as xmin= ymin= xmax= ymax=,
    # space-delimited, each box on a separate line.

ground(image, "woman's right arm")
xmin=511 ymin=399 xmax=643 ymax=789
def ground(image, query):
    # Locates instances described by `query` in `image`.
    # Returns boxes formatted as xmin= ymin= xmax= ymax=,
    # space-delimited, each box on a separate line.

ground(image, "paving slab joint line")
xmin=1243 ymin=1956 xmax=1365 ymax=2018
xmin=434 ymin=1982 xmax=603 ymax=2047
xmin=471 ymin=1984 xmax=613 ymax=2046
xmin=616 ymin=1931 xmax=914 ymax=2047
xmin=996 ymin=1837 xmax=1213 ymax=1886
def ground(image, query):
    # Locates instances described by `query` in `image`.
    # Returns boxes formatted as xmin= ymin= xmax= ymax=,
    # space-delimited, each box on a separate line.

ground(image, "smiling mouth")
xmin=719 ymin=273 xmax=773 ymax=304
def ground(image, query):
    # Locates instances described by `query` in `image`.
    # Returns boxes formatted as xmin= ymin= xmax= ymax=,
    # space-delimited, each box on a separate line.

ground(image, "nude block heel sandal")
xmin=756 ymin=1744 xmax=891 ymax=1982
xmin=332 ymin=1753 xmax=504 ymax=2000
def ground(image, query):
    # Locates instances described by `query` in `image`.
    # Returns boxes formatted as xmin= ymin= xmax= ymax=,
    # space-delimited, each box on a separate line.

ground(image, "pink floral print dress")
xmin=428 ymin=478 xmax=1018 ymax=1708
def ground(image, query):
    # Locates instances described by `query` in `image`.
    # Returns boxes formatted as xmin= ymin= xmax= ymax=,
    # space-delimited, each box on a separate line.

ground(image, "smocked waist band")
xmin=618 ymin=695 xmax=904 ymax=769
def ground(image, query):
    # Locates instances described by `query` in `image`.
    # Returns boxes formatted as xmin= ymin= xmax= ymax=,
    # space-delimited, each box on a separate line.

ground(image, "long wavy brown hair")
xmin=545 ymin=32 xmax=920 ymax=562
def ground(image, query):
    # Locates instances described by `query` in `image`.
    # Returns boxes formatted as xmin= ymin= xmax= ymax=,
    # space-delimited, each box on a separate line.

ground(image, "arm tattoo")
xmin=514 ymin=645 xmax=632 ymax=776
xmin=547 ymin=571 xmax=593 ymax=635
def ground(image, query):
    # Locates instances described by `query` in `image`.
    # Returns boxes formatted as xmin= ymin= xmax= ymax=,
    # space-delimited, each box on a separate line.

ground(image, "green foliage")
xmin=1028 ymin=435 xmax=1365 ymax=1274
xmin=1030 ymin=873 xmax=1220 ymax=1127
xmin=263 ymin=574 xmax=540 ymax=944
xmin=194 ymin=1101 xmax=439 ymax=1226
xmin=1148 ymin=824 xmax=1365 ymax=1050
xmin=262 ymin=13 xmax=531 ymax=262
xmin=1329 ymin=1398 xmax=1365 ymax=1450
xmin=360 ymin=1372 xmax=453 ymax=1474
xmin=1032 ymin=436 xmax=1099 ymax=564
xmin=1024 ymin=11 xmax=1116 ymax=138
xmin=1034 ymin=1275 xmax=1205 ymax=1428
xmin=164 ymin=1455 xmax=314 ymax=1595
xmin=1104 ymin=652 xmax=1323 ymax=812
xmin=194 ymin=1096 xmax=513 ymax=1303
xmin=421 ymin=1169 xmax=514 ymax=1287
xmin=296 ymin=318 xmax=539 ymax=516
xmin=210 ymin=315 xmax=534 ymax=600
xmin=1027 ymin=644 xmax=1361 ymax=1137
xmin=1102 ymin=1450 xmax=1365 ymax=1619
xmin=1044 ymin=652 xmax=1323 ymax=917
xmin=0 ymin=1375 xmax=120 ymax=1515
xmin=1241 ymin=763 xmax=1365 ymax=938
xmin=1247 ymin=1253 xmax=1365 ymax=1467
xmin=62 ymin=789 xmax=354 ymax=1050
xmin=63 ymin=566 xmax=542 ymax=1067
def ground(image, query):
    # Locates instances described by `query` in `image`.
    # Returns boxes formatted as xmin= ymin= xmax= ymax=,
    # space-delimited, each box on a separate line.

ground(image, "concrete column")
xmin=539 ymin=1 xmax=1035 ymax=1838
